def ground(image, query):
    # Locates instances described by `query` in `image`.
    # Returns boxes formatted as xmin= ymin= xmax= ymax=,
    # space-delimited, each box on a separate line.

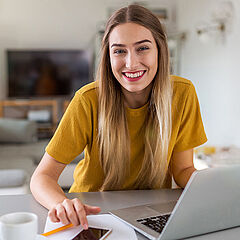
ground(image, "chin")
xmin=122 ymin=85 xmax=143 ymax=93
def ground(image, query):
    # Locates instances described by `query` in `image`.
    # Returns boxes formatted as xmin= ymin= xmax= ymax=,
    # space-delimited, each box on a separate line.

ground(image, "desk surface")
xmin=0 ymin=189 xmax=239 ymax=240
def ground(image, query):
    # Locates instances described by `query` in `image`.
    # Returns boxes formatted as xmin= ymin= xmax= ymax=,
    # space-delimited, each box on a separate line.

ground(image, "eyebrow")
xmin=111 ymin=39 xmax=152 ymax=48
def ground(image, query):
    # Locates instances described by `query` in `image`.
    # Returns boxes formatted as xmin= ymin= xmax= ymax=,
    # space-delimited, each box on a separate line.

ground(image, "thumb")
xmin=84 ymin=204 xmax=101 ymax=215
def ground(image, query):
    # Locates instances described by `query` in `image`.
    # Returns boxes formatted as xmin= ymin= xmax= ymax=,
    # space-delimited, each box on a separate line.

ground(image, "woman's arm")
xmin=30 ymin=152 xmax=101 ymax=228
xmin=30 ymin=152 xmax=67 ymax=209
xmin=171 ymin=149 xmax=196 ymax=188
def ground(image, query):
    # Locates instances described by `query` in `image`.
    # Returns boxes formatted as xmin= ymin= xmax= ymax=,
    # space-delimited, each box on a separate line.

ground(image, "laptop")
xmin=110 ymin=165 xmax=240 ymax=240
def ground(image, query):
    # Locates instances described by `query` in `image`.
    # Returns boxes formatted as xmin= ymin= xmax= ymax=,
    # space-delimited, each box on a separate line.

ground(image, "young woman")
xmin=30 ymin=4 xmax=207 ymax=230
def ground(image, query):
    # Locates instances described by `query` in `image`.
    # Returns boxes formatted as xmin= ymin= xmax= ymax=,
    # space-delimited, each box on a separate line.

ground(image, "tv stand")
xmin=0 ymin=99 xmax=58 ymax=138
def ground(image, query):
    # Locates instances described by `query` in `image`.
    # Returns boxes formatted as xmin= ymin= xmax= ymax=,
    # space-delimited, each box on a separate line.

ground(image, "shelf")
xmin=0 ymin=99 xmax=58 ymax=139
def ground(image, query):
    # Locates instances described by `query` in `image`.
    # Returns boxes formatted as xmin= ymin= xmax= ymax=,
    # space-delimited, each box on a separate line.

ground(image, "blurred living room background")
xmin=0 ymin=0 xmax=239 ymax=195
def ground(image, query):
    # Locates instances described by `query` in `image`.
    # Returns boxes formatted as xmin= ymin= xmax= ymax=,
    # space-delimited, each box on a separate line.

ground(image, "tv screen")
xmin=7 ymin=50 xmax=93 ymax=98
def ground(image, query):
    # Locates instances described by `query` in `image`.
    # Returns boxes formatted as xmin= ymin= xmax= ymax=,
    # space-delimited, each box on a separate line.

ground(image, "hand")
xmin=48 ymin=198 xmax=101 ymax=229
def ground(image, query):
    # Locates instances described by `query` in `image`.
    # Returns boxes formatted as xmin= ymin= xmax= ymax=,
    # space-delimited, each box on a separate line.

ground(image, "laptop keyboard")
xmin=136 ymin=214 xmax=171 ymax=233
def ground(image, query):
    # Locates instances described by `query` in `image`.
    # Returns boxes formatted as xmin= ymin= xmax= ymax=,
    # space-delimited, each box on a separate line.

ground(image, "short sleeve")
xmin=46 ymin=92 xmax=92 ymax=164
xmin=173 ymin=84 xmax=207 ymax=152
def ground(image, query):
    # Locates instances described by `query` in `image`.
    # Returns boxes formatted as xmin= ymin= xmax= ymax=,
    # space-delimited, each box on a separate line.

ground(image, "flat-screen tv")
xmin=7 ymin=49 xmax=93 ymax=98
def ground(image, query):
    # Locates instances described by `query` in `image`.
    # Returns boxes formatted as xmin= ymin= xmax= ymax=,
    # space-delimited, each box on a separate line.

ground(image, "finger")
xmin=48 ymin=208 xmax=60 ymax=222
xmin=56 ymin=204 xmax=70 ymax=225
xmin=84 ymin=204 xmax=101 ymax=215
xmin=72 ymin=199 xmax=88 ymax=230
xmin=62 ymin=199 xmax=79 ymax=226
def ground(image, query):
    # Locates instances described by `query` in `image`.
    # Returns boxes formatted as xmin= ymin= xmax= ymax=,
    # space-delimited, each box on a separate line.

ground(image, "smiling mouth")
xmin=122 ymin=70 xmax=146 ymax=82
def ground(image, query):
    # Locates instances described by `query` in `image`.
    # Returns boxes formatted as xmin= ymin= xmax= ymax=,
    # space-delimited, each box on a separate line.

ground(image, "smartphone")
xmin=71 ymin=227 xmax=112 ymax=240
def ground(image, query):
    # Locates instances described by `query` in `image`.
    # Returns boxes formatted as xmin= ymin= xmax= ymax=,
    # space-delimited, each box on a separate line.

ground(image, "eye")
xmin=113 ymin=49 xmax=126 ymax=54
xmin=137 ymin=46 xmax=150 ymax=52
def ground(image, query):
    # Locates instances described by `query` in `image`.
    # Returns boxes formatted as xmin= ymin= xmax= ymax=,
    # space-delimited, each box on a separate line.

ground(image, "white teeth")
xmin=125 ymin=71 xmax=144 ymax=78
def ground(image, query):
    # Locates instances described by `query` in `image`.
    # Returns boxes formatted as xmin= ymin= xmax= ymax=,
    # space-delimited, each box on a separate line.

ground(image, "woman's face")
xmin=109 ymin=22 xmax=158 ymax=93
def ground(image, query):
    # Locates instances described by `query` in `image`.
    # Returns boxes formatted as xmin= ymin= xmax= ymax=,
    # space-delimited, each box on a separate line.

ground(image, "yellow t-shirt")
xmin=46 ymin=76 xmax=207 ymax=192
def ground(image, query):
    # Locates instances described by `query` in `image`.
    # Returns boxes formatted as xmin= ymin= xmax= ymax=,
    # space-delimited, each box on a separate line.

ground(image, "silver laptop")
xmin=110 ymin=165 xmax=240 ymax=240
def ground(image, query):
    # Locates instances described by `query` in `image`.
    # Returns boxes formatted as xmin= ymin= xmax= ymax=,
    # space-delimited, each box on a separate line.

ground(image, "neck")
xmin=122 ymin=83 xmax=153 ymax=109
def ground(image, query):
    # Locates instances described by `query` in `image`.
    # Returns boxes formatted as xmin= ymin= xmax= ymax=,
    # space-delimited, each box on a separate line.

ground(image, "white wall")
xmin=177 ymin=0 xmax=240 ymax=147
xmin=0 ymin=0 xmax=176 ymax=99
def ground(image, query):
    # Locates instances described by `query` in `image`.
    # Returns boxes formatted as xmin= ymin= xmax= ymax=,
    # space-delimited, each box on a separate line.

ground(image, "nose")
xmin=125 ymin=51 xmax=139 ymax=70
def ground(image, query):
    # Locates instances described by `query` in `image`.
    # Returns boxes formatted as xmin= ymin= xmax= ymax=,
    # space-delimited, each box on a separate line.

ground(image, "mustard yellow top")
xmin=46 ymin=76 xmax=207 ymax=192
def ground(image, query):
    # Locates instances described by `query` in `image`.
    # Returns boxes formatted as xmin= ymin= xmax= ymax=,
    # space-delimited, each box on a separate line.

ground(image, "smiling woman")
xmin=109 ymin=23 xmax=158 ymax=105
xmin=30 ymin=4 xmax=207 ymax=232
xmin=97 ymin=5 xmax=174 ymax=192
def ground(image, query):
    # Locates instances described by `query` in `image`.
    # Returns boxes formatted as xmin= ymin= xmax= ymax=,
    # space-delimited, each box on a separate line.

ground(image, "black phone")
xmin=71 ymin=227 xmax=112 ymax=240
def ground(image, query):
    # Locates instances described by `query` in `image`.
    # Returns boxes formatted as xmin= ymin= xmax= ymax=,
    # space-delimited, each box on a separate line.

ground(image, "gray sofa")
xmin=0 ymin=138 xmax=84 ymax=194
xmin=0 ymin=118 xmax=83 ymax=194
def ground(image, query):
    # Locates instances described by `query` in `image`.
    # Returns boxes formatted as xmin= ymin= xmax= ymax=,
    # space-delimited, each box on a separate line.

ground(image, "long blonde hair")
xmin=97 ymin=4 xmax=172 ymax=191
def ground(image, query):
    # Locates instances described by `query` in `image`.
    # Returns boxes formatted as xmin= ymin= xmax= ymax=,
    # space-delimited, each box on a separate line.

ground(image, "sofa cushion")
xmin=0 ymin=118 xmax=37 ymax=143
xmin=0 ymin=169 xmax=27 ymax=188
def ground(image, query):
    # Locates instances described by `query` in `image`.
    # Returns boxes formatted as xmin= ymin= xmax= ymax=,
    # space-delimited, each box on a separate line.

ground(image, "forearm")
xmin=174 ymin=166 xmax=196 ymax=188
xmin=30 ymin=173 xmax=67 ymax=210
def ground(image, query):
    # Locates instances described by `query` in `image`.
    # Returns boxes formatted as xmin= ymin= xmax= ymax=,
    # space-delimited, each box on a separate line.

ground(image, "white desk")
xmin=0 ymin=190 xmax=239 ymax=239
